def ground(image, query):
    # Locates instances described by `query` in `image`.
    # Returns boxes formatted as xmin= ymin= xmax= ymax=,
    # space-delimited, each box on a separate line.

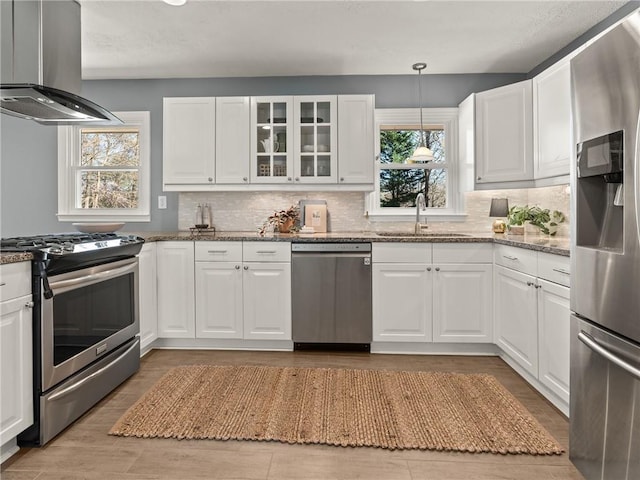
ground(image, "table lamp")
xmin=489 ymin=198 xmax=509 ymax=233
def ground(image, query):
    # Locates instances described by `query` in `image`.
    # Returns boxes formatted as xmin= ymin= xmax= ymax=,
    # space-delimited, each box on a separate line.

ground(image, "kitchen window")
xmin=367 ymin=108 xmax=462 ymax=219
xmin=57 ymin=111 xmax=151 ymax=222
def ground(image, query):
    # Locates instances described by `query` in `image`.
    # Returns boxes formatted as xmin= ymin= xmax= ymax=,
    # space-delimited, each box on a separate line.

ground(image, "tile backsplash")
xmin=179 ymin=185 xmax=570 ymax=237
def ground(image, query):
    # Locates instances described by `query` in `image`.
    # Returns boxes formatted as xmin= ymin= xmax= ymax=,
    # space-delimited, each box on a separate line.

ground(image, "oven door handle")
xmin=578 ymin=331 xmax=640 ymax=381
xmin=49 ymin=261 xmax=137 ymax=294
xmin=47 ymin=339 xmax=140 ymax=401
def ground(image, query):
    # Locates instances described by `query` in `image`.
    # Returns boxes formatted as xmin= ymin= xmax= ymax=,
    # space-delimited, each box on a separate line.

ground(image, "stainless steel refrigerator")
xmin=570 ymin=11 xmax=640 ymax=480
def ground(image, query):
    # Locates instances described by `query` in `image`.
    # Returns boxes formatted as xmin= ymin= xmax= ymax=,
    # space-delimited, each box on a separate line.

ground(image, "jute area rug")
xmin=109 ymin=365 xmax=564 ymax=455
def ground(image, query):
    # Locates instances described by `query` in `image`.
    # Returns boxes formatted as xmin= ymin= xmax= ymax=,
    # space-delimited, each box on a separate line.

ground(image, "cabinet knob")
xmin=477 ymin=176 xmax=482 ymax=181
xmin=527 ymin=281 xmax=534 ymax=287
xmin=295 ymin=177 xmax=300 ymax=182
xmin=340 ymin=177 xmax=345 ymax=182
xmin=535 ymin=284 xmax=541 ymax=289
xmin=287 ymin=177 xmax=292 ymax=181
xmin=25 ymin=301 xmax=34 ymax=308
xmin=235 ymin=265 xmax=240 ymax=270
xmin=243 ymin=177 xmax=248 ymax=182
xmin=435 ymin=267 xmax=440 ymax=272
xmin=208 ymin=177 xmax=213 ymax=182
xmin=243 ymin=266 xmax=249 ymax=270
xmin=427 ymin=267 xmax=432 ymax=271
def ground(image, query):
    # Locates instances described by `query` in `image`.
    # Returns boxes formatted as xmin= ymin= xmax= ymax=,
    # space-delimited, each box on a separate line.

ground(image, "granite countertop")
xmin=138 ymin=231 xmax=570 ymax=256
xmin=0 ymin=231 xmax=570 ymax=265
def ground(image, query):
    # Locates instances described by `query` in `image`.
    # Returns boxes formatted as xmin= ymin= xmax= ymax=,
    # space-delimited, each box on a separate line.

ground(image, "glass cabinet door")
xmin=250 ymin=97 xmax=293 ymax=183
xmin=294 ymin=96 xmax=337 ymax=184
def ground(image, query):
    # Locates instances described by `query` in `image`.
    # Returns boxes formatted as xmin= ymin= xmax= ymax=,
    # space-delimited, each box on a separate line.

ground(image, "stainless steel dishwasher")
xmin=291 ymin=242 xmax=372 ymax=350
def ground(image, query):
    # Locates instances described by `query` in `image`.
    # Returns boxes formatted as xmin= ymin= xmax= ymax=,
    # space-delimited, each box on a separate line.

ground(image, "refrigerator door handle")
xmin=578 ymin=330 xmax=640 ymax=380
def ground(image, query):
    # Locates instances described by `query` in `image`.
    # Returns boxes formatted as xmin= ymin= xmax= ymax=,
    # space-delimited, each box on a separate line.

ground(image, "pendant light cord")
xmin=413 ymin=62 xmax=427 ymax=148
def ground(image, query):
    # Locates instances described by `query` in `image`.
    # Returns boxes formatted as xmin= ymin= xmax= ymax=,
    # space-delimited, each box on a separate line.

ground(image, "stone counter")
xmin=136 ymin=231 xmax=570 ymax=256
xmin=0 ymin=252 xmax=33 ymax=265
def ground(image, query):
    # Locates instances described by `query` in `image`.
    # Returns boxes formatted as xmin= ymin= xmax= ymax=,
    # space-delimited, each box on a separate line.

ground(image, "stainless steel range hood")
xmin=0 ymin=0 xmax=121 ymax=125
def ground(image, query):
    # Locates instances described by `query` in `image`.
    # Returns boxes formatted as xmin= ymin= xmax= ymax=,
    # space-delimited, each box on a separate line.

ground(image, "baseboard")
xmin=371 ymin=342 xmax=499 ymax=355
xmin=152 ymin=337 xmax=294 ymax=351
xmin=1 ymin=438 xmax=19 ymax=465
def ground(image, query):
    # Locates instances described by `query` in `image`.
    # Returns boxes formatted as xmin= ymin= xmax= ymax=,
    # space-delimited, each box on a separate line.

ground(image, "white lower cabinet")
xmin=372 ymin=263 xmax=432 ymax=342
xmin=195 ymin=261 xmax=243 ymax=338
xmin=433 ymin=264 xmax=493 ymax=342
xmin=242 ymin=262 xmax=291 ymax=340
xmin=138 ymin=243 xmax=158 ymax=351
xmin=494 ymin=265 xmax=539 ymax=376
xmin=194 ymin=241 xmax=291 ymax=341
xmin=537 ymin=278 xmax=570 ymax=403
xmin=0 ymin=262 xmax=33 ymax=462
xmin=372 ymin=243 xmax=492 ymax=344
xmin=494 ymin=245 xmax=571 ymax=412
xmin=157 ymin=242 xmax=195 ymax=338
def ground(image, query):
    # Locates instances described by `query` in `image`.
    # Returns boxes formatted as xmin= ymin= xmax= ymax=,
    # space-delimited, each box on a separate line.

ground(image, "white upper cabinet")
xmin=163 ymin=97 xmax=216 ymax=187
xmin=250 ymin=96 xmax=294 ymax=184
xmin=216 ymin=96 xmax=251 ymax=184
xmin=293 ymin=96 xmax=337 ymax=184
xmin=337 ymin=94 xmax=375 ymax=184
xmin=475 ymin=80 xmax=533 ymax=185
xmin=533 ymin=60 xmax=571 ymax=179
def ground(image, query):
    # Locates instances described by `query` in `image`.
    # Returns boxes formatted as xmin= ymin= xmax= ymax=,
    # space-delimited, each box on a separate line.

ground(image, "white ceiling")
xmin=79 ymin=0 xmax=628 ymax=80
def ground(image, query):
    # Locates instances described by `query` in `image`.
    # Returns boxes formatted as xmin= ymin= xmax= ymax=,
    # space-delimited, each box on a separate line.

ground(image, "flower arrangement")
xmin=258 ymin=205 xmax=300 ymax=235
xmin=507 ymin=205 xmax=565 ymax=236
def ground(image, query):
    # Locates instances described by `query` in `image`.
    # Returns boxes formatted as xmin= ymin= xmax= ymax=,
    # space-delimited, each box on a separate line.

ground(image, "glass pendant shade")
xmin=408 ymin=145 xmax=434 ymax=163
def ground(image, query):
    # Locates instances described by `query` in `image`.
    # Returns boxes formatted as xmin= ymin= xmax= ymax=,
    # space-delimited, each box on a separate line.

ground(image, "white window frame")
xmin=366 ymin=108 xmax=465 ymax=221
xmin=57 ymin=111 xmax=151 ymax=222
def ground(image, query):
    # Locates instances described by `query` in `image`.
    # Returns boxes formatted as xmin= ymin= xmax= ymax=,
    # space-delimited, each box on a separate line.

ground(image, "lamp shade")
xmin=407 ymin=146 xmax=434 ymax=163
xmin=489 ymin=198 xmax=509 ymax=217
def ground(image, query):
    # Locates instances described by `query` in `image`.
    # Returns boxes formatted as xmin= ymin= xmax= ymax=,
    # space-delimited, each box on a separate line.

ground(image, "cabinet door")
xmin=494 ymin=265 xmax=538 ymax=376
xmin=293 ymin=96 xmax=337 ymax=184
xmin=138 ymin=243 xmax=158 ymax=351
xmin=0 ymin=294 xmax=33 ymax=441
xmin=250 ymin=97 xmax=294 ymax=184
xmin=337 ymin=95 xmax=375 ymax=184
xmin=537 ymin=279 xmax=570 ymax=403
xmin=243 ymin=262 xmax=291 ymax=340
xmin=195 ymin=262 xmax=243 ymax=338
xmin=156 ymin=242 xmax=195 ymax=338
xmin=475 ymin=80 xmax=533 ymax=184
xmin=533 ymin=60 xmax=571 ymax=179
xmin=215 ymin=97 xmax=251 ymax=184
xmin=433 ymin=264 xmax=492 ymax=343
xmin=457 ymin=93 xmax=475 ymax=193
xmin=163 ymin=97 xmax=216 ymax=186
xmin=372 ymin=263 xmax=432 ymax=342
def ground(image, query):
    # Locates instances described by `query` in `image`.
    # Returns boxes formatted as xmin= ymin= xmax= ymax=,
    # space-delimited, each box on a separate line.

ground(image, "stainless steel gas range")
xmin=1 ymin=233 xmax=144 ymax=446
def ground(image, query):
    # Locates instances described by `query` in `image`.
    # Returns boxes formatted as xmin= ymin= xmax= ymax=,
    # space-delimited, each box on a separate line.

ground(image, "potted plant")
xmin=259 ymin=205 xmax=300 ymax=235
xmin=507 ymin=205 xmax=565 ymax=236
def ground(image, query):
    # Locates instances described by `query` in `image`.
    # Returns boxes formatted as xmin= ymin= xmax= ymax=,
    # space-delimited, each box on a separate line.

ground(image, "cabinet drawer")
xmin=0 ymin=262 xmax=31 ymax=302
xmin=372 ymin=243 xmax=432 ymax=263
xmin=243 ymin=242 xmax=291 ymax=262
xmin=494 ymin=244 xmax=537 ymax=276
xmin=433 ymin=243 xmax=493 ymax=263
xmin=538 ymin=252 xmax=570 ymax=287
xmin=195 ymin=241 xmax=242 ymax=262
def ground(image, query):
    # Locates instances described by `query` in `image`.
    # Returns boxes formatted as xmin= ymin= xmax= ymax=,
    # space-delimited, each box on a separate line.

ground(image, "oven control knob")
xmin=62 ymin=243 xmax=74 ymax=252
xmin=49 ymin=246 xmax=63 ymax=254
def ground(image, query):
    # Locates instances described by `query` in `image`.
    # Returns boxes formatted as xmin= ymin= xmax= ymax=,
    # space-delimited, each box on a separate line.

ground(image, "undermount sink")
xmin=376 ymin=232 xmax=470 ymax=238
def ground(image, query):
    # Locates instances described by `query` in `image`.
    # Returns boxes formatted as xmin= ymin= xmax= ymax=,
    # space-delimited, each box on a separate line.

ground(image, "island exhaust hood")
xmin=0 ymin=0 xmax=121 ymax=125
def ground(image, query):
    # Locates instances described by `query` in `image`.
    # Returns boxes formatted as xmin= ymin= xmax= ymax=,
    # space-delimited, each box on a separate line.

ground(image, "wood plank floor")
xmin=1 ymin=350 xmax=584 ymax=480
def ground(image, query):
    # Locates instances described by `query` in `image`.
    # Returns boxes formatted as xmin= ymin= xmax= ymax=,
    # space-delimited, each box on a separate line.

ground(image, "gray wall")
xmin=0 ymin=73 xmax=524 ymax=237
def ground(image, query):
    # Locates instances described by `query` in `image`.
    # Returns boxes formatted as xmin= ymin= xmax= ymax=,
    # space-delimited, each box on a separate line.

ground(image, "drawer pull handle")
xmin=0 ymin=282 xmax=5 ymax=287
xmin=207 ymin=250 xmax=228 ymax=254
xmin=256 ymin=250 xmax=277 ymax=254
xmin=552 ymin=268 xmax=570 ymax=275
xmin=503 ymin=255 xmax=518 ymax=261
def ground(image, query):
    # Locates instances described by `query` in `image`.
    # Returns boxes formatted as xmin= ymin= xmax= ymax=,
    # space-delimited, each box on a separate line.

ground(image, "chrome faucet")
xmin=415 ymin=192 xmax=428 ymax=233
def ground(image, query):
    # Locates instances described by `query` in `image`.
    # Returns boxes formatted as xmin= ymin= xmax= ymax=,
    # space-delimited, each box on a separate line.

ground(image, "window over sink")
xmin=367 ymin=108 xmax=463 ymax=220
xmin=57 ymin=111 xmax=151 ymax=222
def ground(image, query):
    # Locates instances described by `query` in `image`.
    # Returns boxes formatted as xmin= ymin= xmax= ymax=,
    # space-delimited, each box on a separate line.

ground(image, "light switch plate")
xmin=158 ymin=196 xmax=167 ymax=209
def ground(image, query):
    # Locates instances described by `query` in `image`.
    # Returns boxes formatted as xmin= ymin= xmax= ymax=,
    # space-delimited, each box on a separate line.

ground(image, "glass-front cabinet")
xmin=250 ymin=97 xmax=294 ymax=183
xmin=293 ymin=96 xmax=337 ymax=184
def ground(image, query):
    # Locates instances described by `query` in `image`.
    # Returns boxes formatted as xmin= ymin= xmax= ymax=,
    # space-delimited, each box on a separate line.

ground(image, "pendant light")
xmin=407 ymin=62 xmax=434 ymax=163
